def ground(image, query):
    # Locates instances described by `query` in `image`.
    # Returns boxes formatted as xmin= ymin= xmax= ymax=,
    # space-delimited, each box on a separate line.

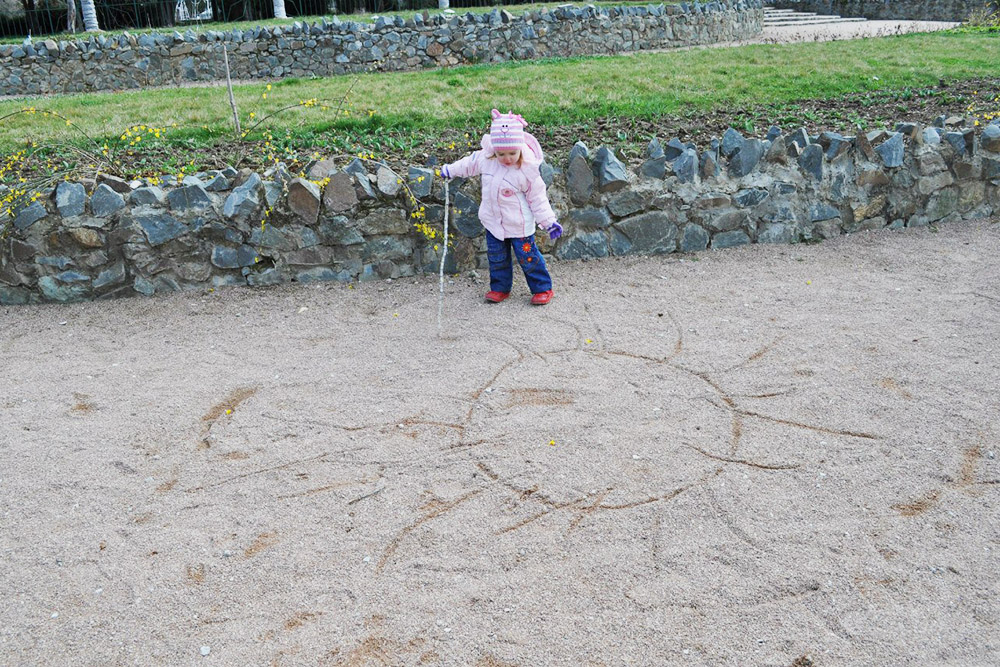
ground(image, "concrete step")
xmin=765 ymin=10 xmax=823 ymax=16
xmin=764 ymin=17 xmax=868 ymax=26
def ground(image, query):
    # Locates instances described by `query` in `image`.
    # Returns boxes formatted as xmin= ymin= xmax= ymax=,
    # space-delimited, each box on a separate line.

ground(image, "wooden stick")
xmin=222 ymin=46 xmax=241 ymax=137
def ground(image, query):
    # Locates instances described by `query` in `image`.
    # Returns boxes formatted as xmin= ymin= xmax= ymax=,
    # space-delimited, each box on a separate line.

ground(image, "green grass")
xmin=1 ymin=30 xmax=998 ymax=155
xmin=0 ymin=2 xmax=681 ymax=45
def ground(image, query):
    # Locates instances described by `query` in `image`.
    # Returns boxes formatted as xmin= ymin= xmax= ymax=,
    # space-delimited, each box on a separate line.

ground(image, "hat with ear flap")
xmin=490 ymin=109 xmax=526 ymax=150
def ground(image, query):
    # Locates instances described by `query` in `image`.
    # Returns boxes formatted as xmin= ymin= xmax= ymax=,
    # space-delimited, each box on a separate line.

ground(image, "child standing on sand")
xmin=442 ymin=109 xmax=563 ymax=306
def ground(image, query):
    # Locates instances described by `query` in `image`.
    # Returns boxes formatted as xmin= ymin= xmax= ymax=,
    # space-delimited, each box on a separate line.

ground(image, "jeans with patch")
xmin=485 ymin=231 xmax=552 ymax=294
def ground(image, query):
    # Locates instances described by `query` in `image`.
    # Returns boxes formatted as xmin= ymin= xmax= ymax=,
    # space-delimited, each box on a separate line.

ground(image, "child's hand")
xmin=441 ymin=165 xmax=452 ymax=180
xmin=547 ymin=221 xmax=563 ymax=240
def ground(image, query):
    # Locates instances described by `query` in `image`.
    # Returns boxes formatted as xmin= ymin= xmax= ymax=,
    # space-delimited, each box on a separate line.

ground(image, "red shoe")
xmin=530 ymin=290 xmax=553 ymax=306
xmin=485 ymin=290 xmax=510 ymax=303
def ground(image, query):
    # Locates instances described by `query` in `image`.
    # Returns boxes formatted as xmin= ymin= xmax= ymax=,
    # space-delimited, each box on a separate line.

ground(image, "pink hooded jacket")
xmin=442 ymin=113 xmax=557 ymax=240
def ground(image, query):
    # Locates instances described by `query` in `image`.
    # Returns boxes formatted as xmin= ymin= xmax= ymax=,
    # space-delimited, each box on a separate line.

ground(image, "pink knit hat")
xmin=490 ymin=109 xmax=526 ymax=150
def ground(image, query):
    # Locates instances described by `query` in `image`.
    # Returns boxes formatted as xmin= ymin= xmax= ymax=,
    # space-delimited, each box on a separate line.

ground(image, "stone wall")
xmin=3 ymin=117 xmax=999 ymax=305
xmin=770 ymin=0 xmax=990 ymax=22
xmin=0 ymin=1 xmax=764 ymax=97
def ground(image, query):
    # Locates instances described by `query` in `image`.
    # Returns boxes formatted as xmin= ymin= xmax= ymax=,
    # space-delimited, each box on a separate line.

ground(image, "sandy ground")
xmin=753 ymin=20 xmax=958 ymax=44
xmin=1 ymin=218 xmax=998 ymax=666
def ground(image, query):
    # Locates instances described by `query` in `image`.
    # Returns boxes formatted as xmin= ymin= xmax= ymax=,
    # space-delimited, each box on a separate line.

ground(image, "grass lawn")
xmin=0 ymin=29 xmax=999 ymax=175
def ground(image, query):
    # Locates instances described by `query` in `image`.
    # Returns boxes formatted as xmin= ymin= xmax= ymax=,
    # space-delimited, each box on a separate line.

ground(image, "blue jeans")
xmin=486 ymin=231 xmax=552 ymax=294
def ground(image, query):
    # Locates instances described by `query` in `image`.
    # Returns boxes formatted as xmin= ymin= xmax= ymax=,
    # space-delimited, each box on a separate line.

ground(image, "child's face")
xmin=495 ymin=148 xmax=521 ymax=167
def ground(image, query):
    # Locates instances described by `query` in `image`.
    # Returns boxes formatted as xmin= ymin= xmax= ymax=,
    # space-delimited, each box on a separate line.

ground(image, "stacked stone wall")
xmin=770 ymin=0 xmax=990 ymax=22
xmin=4 ymin=117 xmax=999 ymax=305
xmin=0 ymin=1 xmax=764 ymax=97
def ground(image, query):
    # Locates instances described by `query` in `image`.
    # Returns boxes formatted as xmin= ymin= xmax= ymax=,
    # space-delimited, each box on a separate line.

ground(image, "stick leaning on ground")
xmin=437 ymin=180 xmax=450 ymax=335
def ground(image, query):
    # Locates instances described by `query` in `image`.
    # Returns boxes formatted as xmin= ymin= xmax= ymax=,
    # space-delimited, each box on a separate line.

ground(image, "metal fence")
xmin=0 ymin=0 xmax=567 ymax=40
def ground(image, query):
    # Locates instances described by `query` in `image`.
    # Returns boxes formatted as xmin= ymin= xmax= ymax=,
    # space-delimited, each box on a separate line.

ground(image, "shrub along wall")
xmin=770 ymin=0 xmax=990 ymax=22
xmin=0 ymin=1 xmax=764 ymax=97
xmin=3 ymin=117 xmax=999 ymax=305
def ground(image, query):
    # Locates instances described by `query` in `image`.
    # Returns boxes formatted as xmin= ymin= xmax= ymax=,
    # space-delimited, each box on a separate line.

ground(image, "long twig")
xmin=438 ymin=179 xmax=450 ymax=334
xmin=222 ymin=46 xmax=242 ymax=137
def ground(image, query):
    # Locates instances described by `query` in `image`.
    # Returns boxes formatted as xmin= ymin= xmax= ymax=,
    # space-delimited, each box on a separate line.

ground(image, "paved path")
xmin=3 ymin=220 xmax=998 ymax=665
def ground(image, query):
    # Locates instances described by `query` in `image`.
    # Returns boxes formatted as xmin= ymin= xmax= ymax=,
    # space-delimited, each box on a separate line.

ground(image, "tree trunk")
xmin=272 ymin=0 xmax=287 ymax=19
xmin=67 ymin=0 xmax=77 ymax=33
xmin=81 ymin=0 xmax=100 ymax=32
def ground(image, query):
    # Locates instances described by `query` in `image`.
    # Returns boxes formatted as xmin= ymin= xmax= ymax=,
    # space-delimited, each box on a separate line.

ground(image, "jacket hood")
xmin=480 ymin=130 xmax=544 ymax=166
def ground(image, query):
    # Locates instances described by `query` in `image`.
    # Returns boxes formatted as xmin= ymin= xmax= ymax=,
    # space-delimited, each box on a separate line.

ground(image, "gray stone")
xmin=307 ymin=158 xmax=338 ymax=180
xmin=700 ymin=151 xmax=720 ymax=180
xmin=918 ymin=151 xmax=947 ymax=175
xmin=983 ymin=158 xmax=1000 ymax=181
xmin=766 ymin=126 xmax=782 ymax=142
xmin=357 ymin=209 xmax=408 ymax=235
xmin=318 ymin=216 xmax=364 ymax=246
xmin=728 ymin=139 xmax=765 ymax=179
xmin=765 ymin=137 xmax=788 ymax=164
xmin=247 ymin=268 xmax=285 ymax=287
xmin=614 ymin=212 xmax=678 ymax=255
xmin=607 ymin=191 xmax=644 ymax=217
xmin=407 ymin=166 xmax=434 ymax=198
xmin=93 ymin=261 xmax=126 ymax=290
xmin=875 ymin=133 xmax=905 ymax=168
xmin=322 ymin=172 xmax=358 ymax=213
xmin=135 ymin=212 xmax=187 ymax=246
xmin=0 ymin=287 xmax=32 ymax=305
xmin=799 ymin=144 xmax=824 ymax=181
xmin=69 ymin=228 xmax=103 ymax=248
xmin=376 ymin=166 xmax=402 ymax=197
xmin=663 ymin=138 xmax=687 ymax=161
xmin=38 ymin=275 xmax=88 ymax=302
xmin=734 ymin=188 xmax=768 ymax=208
xmin=640 ymin=156 xmax=667 ymax=179
xmin=926 ymin=188 xmax=959 ymax=221
xmin=674 ymin=149 xmax=699 ymax=184
xmin=211 ymin=244 xmax=258 ymax=268
xmin=97 ymin=174 xmax=131 ymax=194
xmin=982 ymin=124 xmax=1000 ymax=153
xmin=90 ymin=184 xmax=126 ymax=217
xmin=539 ymin=161 xmax=556 ymax=188
xmin=130 ymin=186 xmax=166 ymax=206
xmin=344 ymin=159 xmax=375 ymax=199
xmin=223 ymin=173 xmax=263 ymax=221
xmin=361 ymin=236 xmax=413 ymax=262
xmin=826 ymin=136 xmax=851 ymax=160
xmin=943 ymin=132 xmax=966 ymax=157
xmin=646 ymin=138 xmax=664 ymax=159
xmin=37 ymin=256 xmax=74 ymax=269
xmin=809 ymin=203 xmax=840 ymax=222
xmin=593 ymin=146 xmax=629 ymax=193
xmin=450 ymin=192 xmax=482 ymax=237
xmin=204 ymin=174 xmax=230 ymax=192
xmin=569 ymin=207 xmax=612 ymax=229
xmin=720 ymin=127 xmax=744 ymax=158
xmin=788 ymin=128 xmax=809 ymax=151
xmin=567 ymin=141 xmax=589 ymax=164
xmin=922 ymin=127 xmax=941 ymax=146
xmin=918 ymin=171 xmax=955 ymax=195
xmin=13 ymin=201 xmax=47 ymax=230
xmin=556 ymin=230 xmax=609 ymax=260
xmin=566 ymin=154 xmax=595 ymax=205
xmin=287 ymin=178 xmax=321 ymax=224
xmin=56 ymin=181 xmax=87 ymax=217
xmin=679 ymin=224 xmax=709 ymax=252
xmin=711 ymin=230 xmax=750 ymax=249
xmin=758 ymin=223 xmax=797 ymax=244
xmin=167 ymin=184 xmax=213 ymax=211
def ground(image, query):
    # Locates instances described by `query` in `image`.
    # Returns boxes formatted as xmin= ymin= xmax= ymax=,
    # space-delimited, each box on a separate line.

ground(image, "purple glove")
xmin=441 ymin=165 xmax=452 ymax=180
xmin=547 ymin=221 xmax=563 ymax=240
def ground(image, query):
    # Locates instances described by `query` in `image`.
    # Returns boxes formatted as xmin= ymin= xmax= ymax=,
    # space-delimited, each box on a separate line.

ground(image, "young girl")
xmin=442 ymin=109 xmax=563 ymax=305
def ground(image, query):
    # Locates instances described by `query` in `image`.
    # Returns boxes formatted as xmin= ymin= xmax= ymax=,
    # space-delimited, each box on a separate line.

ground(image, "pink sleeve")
xmin=525 ymin=173 xmax=556 ymax=228
xmin=443 ymin=151 xmax=484 ymax=179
